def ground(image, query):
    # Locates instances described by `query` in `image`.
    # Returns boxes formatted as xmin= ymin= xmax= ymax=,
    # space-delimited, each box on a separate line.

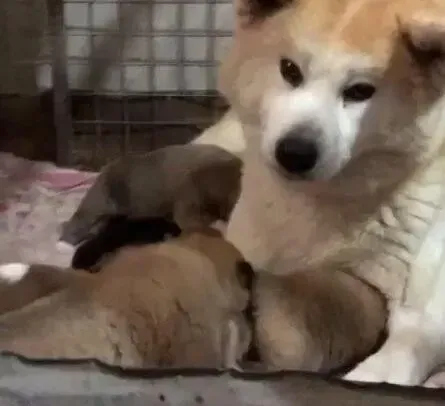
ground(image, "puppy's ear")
xmin=398 ymin=15 xmax=445 ymax=67
xmin=236 ymin=0 xmax=293 ymax=26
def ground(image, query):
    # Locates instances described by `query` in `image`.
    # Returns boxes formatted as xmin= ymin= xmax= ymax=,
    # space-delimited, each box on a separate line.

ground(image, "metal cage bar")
xmin=58 ymin=0 xmax=233 ymax=169
xmin=48 ymin=0 xmax=74 ymax=167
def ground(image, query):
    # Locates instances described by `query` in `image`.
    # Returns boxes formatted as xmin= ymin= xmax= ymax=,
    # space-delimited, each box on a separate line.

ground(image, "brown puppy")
xmin=0 ymin=229 xmax=253 ymax=368
xmin=59 ymin=144 xmax=242 ymax=246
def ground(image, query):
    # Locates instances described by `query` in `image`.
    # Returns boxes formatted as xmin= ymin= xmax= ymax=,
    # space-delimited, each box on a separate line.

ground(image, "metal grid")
xmin=52 ymin=0 xmax=233 ymax=169
xmin=0 ymin=1 xmax=59 ymax=162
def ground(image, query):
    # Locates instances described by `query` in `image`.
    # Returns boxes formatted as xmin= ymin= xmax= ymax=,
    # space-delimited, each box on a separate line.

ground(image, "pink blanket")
xmin=0 ymin=153 xmax=98 ymax=267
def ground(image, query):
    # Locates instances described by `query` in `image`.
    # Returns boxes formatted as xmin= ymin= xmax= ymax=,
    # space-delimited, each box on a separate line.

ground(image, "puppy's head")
xmin=59 ymin=213 xmax=106 ymax=246
xmin=174 ymin=153 xmax=242 ymax=231
xmin=177 ymin=228 xmax=254 ymax=311
xmin=192 ymin=157 xmax=242 ymax=221
xmin=220 ymin=0 xmax=445 ymax=183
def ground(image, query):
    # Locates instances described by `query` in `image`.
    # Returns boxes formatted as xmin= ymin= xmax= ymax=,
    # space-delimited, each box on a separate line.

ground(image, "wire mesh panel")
xmin=54 ymin=0 xmax=233 ymax=169
xmin=0 ymin=0 xmax=59 ymax=162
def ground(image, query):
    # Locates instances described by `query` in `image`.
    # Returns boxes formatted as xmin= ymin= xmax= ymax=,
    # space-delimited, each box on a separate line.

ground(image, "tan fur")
xmin=0 ymin=265 xmax=89 ymax=316
xmin=254 ymin=269 xmax=387 ymax=372
xmin=217 ymin=0 xmax=445 ymax=374
xmin=223 ymin=0 xmax=445 ymax=295
xmin=174 ymin=158 xmax=242 ymax=230
xmin=0 ymin=230 xmax=251 ymax=368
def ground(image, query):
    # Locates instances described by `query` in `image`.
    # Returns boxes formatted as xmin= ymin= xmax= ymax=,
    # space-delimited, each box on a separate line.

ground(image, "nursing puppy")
xmin=220 ymin=0 xmax=445 ymax=385
xmin=71 ymin=216 xmax=182 ymax=272
xmin=60 ymin=144 xmax=242 ymax=246
xmin=0 ymin=229 xmax=253 ymax=368
xmin=253 ymin=269 xmax=387 ymax=374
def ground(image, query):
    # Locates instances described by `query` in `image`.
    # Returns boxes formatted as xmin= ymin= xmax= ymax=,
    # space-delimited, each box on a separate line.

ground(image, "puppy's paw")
xmin=56 ymin=241 xmax=76 ymax=254
xmin=0 ymin=262 xmax=30 ymax=284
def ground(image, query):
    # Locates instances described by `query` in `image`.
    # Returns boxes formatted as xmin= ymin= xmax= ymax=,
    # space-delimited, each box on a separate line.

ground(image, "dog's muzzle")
xmin=274 ymin=125 xmax=321 ymax=176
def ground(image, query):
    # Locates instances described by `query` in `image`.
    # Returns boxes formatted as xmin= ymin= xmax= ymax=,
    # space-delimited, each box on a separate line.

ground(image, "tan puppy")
xmin=218 ymin=0 xmax=445 ymax=385
xmin=0 ymin=229 xmax=253 ymax=368
xmin=253 ymin=269 xmax=387 ymax=373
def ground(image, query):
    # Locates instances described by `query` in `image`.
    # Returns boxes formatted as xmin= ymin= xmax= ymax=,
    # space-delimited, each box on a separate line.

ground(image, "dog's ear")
xmin=236 ymin=0 xmax=293 ymax=26
xmin=398 ymin=15 xmax=445 ymax=67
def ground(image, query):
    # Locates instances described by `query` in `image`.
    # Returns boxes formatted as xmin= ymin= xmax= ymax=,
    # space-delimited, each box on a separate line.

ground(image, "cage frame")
xmin=48 ymin=0 xmax=232 ymax=169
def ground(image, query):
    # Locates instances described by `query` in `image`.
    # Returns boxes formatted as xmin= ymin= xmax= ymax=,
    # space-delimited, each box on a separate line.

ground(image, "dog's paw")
xmin=0 ymin=263 xmax=30 ymax=284
xmin=344 ymin=346 xmax=424 ymax=386
xmin=423 ymin=371 xmax=445 ymax=388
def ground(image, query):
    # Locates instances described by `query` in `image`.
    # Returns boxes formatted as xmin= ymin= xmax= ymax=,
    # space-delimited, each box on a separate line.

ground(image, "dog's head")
xmin=220 ymin=0 xmax=445 ymax=182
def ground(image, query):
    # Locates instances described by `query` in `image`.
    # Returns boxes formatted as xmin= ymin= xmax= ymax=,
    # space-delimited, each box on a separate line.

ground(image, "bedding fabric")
xmin=0 ymin=153 xmax=97 ymax=267
xmin=0 ymin=353 xmax=443 ymax=406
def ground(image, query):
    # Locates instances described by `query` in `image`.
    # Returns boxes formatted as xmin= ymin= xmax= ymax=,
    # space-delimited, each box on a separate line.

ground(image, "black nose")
xmin=274 ymin=135 xmax=319 ymax=175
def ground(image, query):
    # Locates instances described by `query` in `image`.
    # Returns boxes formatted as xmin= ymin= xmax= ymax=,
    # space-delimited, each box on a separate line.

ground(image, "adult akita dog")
xmin=214 ymin=0 xmax=445 ymax=387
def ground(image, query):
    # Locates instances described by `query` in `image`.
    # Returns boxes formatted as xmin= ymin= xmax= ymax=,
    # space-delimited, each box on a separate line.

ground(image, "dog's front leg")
xmin=343 ymin=305 xmax=445 ymax=386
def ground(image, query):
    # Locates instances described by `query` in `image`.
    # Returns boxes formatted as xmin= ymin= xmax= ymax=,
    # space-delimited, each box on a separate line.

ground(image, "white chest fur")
xmin=346 ymin=160 xmax=445 ymax=386
xmin=359 ymin=158 xmax=445 ymax=307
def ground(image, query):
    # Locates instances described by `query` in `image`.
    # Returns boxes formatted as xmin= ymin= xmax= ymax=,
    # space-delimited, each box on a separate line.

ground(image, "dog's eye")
xmin=280 ymin=58 xmax=304 ymax=87
xmin=342 ymin=83 xmax=376 ymax=103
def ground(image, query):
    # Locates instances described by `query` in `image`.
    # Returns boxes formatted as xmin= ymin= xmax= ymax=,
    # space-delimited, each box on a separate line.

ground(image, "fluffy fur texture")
xmin=253 ymin=268 xmax=387 ymax=374
xmin=60 ymin=144 xmax=242 ymax=246
xmin=217 ymin=0 xmax=445 ymax=385
xmin=71 ymin=216 xmax=181 ymax=272
xmin=0 ymin=229 xmax=253 ymax=368
xmin=192 ymin=110 xmax=246 ymax=157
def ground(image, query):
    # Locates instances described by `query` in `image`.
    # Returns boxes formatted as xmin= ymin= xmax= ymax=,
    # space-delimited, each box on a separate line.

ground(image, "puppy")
xmin=0 ymin=229 xmax=253 ymax=369
xmin=71 ymin=216 xmax=181 ymax=272
xmin=59 ymin=144 xmax=242 ymax=246
xmin=253 ymin=269 xmax=388 ymax=373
